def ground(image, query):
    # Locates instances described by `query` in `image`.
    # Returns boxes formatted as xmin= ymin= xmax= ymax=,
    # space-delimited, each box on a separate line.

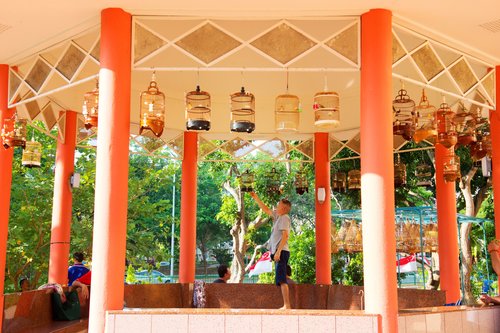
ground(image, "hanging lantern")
xmin=453 ymin=103 xmax=476 ymax=146
xmin=347 ymin=169 xmax=361 ymax=190
xmin=313 ymin=91 xmax=340 ymax=130
xmin=443 ymin=148 xmax=460 ymax=182
xmin=394 ymin=154 xmax=406 ymax=187
xmin=186 ymin=85 xmax=211 ymax=131
xmin=413 ymin=90 xmax=436 ymax=143
xmin=331 ymin=172 xmax=347 ymax=192
xmin=140 ymin=72 xmax=165 ymax=137
xmin=436 ymin=101 xmax=457 ymax=148
xmin=230 ymin=87 xmax=255 ymax=133
xmin=392 ymin=86 xmax=416 ymax=141
xmin=22 ymin=139 xmax=42 ymax=167
xmin=1 ymin=114 xmax=27 ymax=149
xmin=415 ymin=164 xmax=433 ymax=187
xmin=82 ymin=81 xmax=99 ymax=130
xmin=275 ymin=94 xmax=300 ymax=132
xmin=240 ymin=169 xmax=254 ymax=192
xmin=266 ymin=168 xmax=281 ymax=194
xmin=294 ymin=169 xmax=308 ymax=195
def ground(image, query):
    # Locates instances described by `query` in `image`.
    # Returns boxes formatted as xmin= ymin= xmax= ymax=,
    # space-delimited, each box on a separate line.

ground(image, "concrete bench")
xmin=2 ymin=289 xmax=89 ymax=333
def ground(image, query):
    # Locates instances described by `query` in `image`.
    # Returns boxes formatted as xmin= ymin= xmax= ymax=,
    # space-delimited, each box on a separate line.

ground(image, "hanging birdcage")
xmin=453 ymin=103 xmax=476 ymax=146
xmin=423 ymin=219 xmax=438 ymax=252
xmin=395 ymin=219 xmax=405 ymax=252
xmin=331 ymin=223 xmax=339 ymax=254
xmin=82 ymin=81 xmax=99 ymax=130
xmin=313 ymin=91 xmax=340 ymax=130
xmin=332 ymin=171 xmax=347 ymax=192
xmin=415 ymin=164 xmax=433 ymax=187
xmin=436 ymin=101 xmax=457 ymax=148
xmin=347 ymin=169 xmax=361 ymax=190
xmin=413 ymin=90 xmax=437 ymax=143
xmin=469 ymin=132 xmax=490 ymax=161
xmin=443 ymin=148 xmax=460 ymax=182
xmin=240 ymin=169 xmax=254 ymax=192
xmin=139 ymin=72 xmax=165 ymax=137
xmin=275 ymin=94 xmax=300 ymax=132
xmin=294 ymin=169 xmax=308 ymax=195
xmin=394 ymin=154 xmax=407 ymax=187
xmin=392 ymin=87 xmax=416 ymax=141
xmin=335 ymin=220 xmax=351 ymax=252
xmin=1 ymin=115 xmax=27 ymax=149
xmin=186 ymin=85 xmax=211 ymax=131
xmin=266 ymin=168 xmax=281 ymax=194
xmin=22 ymin=140 xmax=42 ymax=167
xmin=230 ymin=87 xmax=255 ymax=133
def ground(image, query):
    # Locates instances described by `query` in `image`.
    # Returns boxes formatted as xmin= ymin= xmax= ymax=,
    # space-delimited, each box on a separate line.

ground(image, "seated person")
xmin=70 ymin=270 xmax=91 ymax=300
xmin=68 ymin=252 xmax=89 ymax=286
xmin=480 ymin=239 xmax=500 ymax=305
xmin=213 ymin=264 xmax=231 ymax=283
xmin=19 ymin=277 xmax=30 ymax=292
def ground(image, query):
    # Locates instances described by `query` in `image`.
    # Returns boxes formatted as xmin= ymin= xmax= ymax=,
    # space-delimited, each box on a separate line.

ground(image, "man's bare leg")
xmin=279 ymin=283 xmax=291 ymax=309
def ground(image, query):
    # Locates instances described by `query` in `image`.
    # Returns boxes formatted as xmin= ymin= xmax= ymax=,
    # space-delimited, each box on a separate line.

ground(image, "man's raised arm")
xmin=249 ymin=192 xmax=273 ymax=216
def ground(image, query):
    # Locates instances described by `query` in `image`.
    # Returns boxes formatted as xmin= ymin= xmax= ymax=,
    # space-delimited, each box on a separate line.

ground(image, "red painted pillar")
xmin=88 ymin=8 xmax=131 ymax=333
xmin=314 ymin=132 xmax=331 ymax=284
xmin=0 ymin=64 xmax=14 ymax=328
xmin=179 ymin=131 xmax=198 ymax=283
xmin=435 ymin=144 xmax=460 ymax=302
xmin=48 ymin=111 xmax=77 ymax=284
xmin=489 ymin=65 xmax=500 ymax=286
xmin=360 ymin=9 xmax=398 ymax=333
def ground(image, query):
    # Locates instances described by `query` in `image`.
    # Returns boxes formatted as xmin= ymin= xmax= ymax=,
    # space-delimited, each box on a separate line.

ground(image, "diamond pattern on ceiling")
xmin=258 ymin=138 xmax=286 ymax=158
xmin=411 ymin=44 xmax=444 ymax=81
xmin=134 ymin=23 xmax=168 ymax=63
xmin=329 ymin=136 xmax=343 ymax=160
xmin=56 ymin=44 xmax=86 ymax=81
xmin=392 ymin=34 xmax=406 ymax=64
xmin=251 ymin=23 xmax=315 ymax=64
xmin=135 ymin=135 xmax=166 ymax=153
xmin=25 ymin=58 xmax=51 ymax=92
xmin=325 ymin=23 xmax=358 ymax=65
xmin=345 ymin=133 xmax=360 ymax=154
xmin=220 ymin=138 xmax=256 ymax=158
xmin=448 ymin=58 xmax=477 ymax=94
xmin=175 ymin=23 xmax=241 ymax=64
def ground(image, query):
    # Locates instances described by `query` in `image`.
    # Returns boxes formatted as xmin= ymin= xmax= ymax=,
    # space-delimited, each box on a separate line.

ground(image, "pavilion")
xmin=1 ymin=2 xmax=500 ymax=333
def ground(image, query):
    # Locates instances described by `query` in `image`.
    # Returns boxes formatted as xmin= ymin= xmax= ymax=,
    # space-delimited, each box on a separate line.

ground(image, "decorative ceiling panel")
xmin=25 ymin=58 xmax=51 ymax=92
xmin=411 ymin=44 xmax=444 ymax=81
xmin=448 ymin=58 xmax=477 ymax=94
xmin=134 ymin=23 xmax=168 ymax=63
xmin=325 ymin=22 xmax=358 ymax=65
xmin=56 ymin=44 xmax=86 ymax=80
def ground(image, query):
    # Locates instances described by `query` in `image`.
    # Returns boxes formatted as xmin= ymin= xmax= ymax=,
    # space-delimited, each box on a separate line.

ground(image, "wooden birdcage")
xmin=140 ymin=72 xmax=165 ymax=137
xmin=415 ymin=164 xmax=433 ymax=187
xmin=313 ymin=91 xmax=340 ymax=130
xmin=393 ymin=87 xmax=416 ymax=141
xmin=394 ymin=154 xmax=406 ymax=187
xmin=332 ymin=172 xmax=347 ymax=192
xmin=453 ymin=103 xmax=476 ymax=146
xmin=413 ymin=90 xmax=436 ymax=143
xmin=1 ymin=115 xmax=27 ymax=149
xmin=443 ymin=148 xmax=460 ymax=182
xmin=22 ymin=140 xmax=42 ymax=167
xmin=186 ymin=85 xmax=211 ymax=131
xmin=347 ymin=169 xmax=361 ymax=190
xmin=266 ymin=168 xmax=281 ymax=194
xmin=230 ymin=87 xmax=255 ymax=133
xmin=82 ymin=81 xmax=99 ymax=130
xmin=436 ymin=102 xmax=457 ymax=148
xmin=275 ymin=94 xmax=300 ymax=132
xmin=240 ymin=169 xmax=254 ymax=192
xmin=294 ymin=169 xmax=308 ymax=195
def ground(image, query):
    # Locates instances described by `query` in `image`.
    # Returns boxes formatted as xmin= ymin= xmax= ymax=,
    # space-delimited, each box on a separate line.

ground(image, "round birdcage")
xmin=413 ymin=90 xmax=436 ymax=143
xmin=331 ymin=172 xmax=347 ymax=192
xmin=394 ymin=154 xmax=406 ymax=187
xmin=139 ymin=72 xmax=165 ymax=137
xmin=230 ymin=87 xmax=255 ymax=133
xmin=347 ymin=169 xmax=361 ymax=190
xmin=453 ymin=103 xmax=476 ymax=146
xmin=186 ymin=85 xmax=211 ymax=131
xmin=240 ymin=169 xmax=255 ymax=192
xmin=275 ymin=94 xmax=300 ymax=132
xmin=22 ymin=140 xmax=42 ymax=167
xmin=1 ymin=115 xmax=27 ymax=149
xmin=392 ymin=88 xmax=416 ymax=141
xmin=436 ymin=102 xmax=457 ymax=148
xmin=313 ymin=91 xmax=340 ymax=130
xmin=469 ymin=132 xmax=490 ymax=161
xmin=294 ymin=169 xmax=308 ymax=195
xmin=82 ymin=81 xmax=99 ymax=130
xmin=443 ymin=148 xmax=460 ymax=182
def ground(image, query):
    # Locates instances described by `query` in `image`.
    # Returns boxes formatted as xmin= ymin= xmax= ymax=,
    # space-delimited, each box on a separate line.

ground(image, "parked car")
xmin=132 ymin=270 xmax=170 ymax=284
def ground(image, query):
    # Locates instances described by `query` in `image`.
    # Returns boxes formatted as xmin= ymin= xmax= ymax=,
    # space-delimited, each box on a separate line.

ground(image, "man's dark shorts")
xmin=271 ymin=250 xmax=290 ymax=286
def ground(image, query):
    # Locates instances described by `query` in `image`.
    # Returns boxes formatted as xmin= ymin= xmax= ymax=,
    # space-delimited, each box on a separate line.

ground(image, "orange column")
xmin=435 ymin=144 xmax=461 ymax=302
xmin=314 ymin=132 xmax=331 ymax=284
xmin=0 ymin=64 xmax=14 ymax=328
xmin=360 ymin=9 xmax=398 ymax=333
xmin=48 ymin=111 xmax=77 ymax=284
xmin=88 ymin=8 xmax=131 ymax=333
xmin=489 ymin=65 xmax=500 ymax=286
xmin=179 ymin=131 xmax=198 ymax=283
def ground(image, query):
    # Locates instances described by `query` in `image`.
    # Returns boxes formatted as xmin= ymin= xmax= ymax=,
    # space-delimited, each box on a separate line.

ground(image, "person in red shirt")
xmin=69 ymin=270 xmax=91 ymax=299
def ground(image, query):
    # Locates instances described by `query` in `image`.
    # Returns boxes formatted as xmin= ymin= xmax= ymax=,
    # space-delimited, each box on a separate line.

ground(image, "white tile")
xmin=152 ymin=314 xmax=188 ymax=333
xmin=478 ymin=309 xmax=495 ymax=333
xmin=405 ymin=314 xmax=427 ymax=333
xmin=298 ymin=315 xmax=335 ymax=333
xmin=115 ymin=314 xmax=152 ymax=333
xmin=226 ymin=315 xmax=262 ymax=333
xmin=444 ymin=311 xmax=462 ymax=333
xmin=105 ymin=314 xmax=115 ymax=333
xmin=336 ymin=316 xmax=375 ymax=333
xmin=262 ymin=315 xmax=298 ymax=333
xmin=398 ymin=316 xmax=406 ymax=333
xmin=462 ymin=310 xmax=479 ymax=333
xmin=373 ymin=316 xmax=379 ymax=333
xmin=188 ymin=314 xmax=224 ymax=333
xmin=426 ymin=313 xmax=444 ymax=333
